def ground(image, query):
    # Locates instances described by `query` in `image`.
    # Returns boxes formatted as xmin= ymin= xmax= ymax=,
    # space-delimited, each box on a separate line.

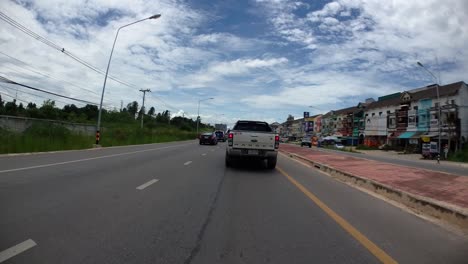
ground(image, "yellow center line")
xmin=276 ymin=166 xmax=398 ymax=264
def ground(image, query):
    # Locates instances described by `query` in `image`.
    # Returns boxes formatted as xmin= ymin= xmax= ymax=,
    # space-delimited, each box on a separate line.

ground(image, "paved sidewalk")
xmin=356 ymin=149 xmax=468 ymax=168
xmin=280 ymin=144 xmax=468 ymax=210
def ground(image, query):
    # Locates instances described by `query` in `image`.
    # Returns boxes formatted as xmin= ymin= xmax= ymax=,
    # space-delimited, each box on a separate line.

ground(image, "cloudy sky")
xmin=1 ymin=0 xmax=467 ymax=127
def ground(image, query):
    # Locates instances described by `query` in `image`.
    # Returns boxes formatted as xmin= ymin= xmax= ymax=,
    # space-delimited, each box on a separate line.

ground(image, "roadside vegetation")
xmin=0 ymin=96 xmax=213 ymax=154
xmin=355 ymin=145 xmax=379 ymax=150
xmin=448 ymin=145 xmax=468 ymax=163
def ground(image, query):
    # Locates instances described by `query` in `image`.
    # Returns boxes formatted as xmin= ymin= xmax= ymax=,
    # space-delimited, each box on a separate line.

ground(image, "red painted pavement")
xmin=280 ymin=144 xmax=468 ymax=209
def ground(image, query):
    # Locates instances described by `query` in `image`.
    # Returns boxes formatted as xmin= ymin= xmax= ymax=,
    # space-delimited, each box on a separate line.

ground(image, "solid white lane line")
xmin=0 ymin=143 xmax=193 ymax=174
xmin=136 ymin=179 xmax=159 ymax=190
xmin=184 ymin=161 xmax=192 ymax=166
xmin=0 ymin=239 xmax=37 ymax=263
xmin=201 ymin=153 xmax=207 ymax=156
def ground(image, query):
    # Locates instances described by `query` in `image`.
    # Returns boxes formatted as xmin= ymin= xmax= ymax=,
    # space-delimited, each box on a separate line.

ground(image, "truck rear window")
xmin=233 ymin=121 xmax=272 ymax=132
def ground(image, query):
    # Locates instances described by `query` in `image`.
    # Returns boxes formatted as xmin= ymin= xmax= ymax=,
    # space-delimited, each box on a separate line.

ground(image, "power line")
xmin=0 ymin=51 xmax=110 ymax=100
xmin=0 ymin=11 xmax=136 ymax=88
xmin=0 ymin=91 xmax=29 ymax=105
xmin=0 ymin=76 xmax=98 ymax=105
xmin=0 ymin=84 xmax=86 ymax=107
xmin=0 ymin=11 xmax=182 ymax=112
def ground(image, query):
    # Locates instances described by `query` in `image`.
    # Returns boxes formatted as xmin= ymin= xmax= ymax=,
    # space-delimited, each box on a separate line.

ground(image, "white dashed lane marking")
xmin=136 ymin=179 xmax=159 ymax=190
xmin=0 ymin=239 xmax=37 ymax=263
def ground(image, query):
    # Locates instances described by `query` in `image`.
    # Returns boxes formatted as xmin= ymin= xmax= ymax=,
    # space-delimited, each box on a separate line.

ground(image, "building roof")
xmin=366 ymin=81 xmax=466 ymax=110
xmin=410 ymin=81 xmax=464 ymax=101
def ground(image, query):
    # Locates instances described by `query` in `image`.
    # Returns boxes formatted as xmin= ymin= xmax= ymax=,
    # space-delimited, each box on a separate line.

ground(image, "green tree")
xmin=17 ymin=103 xmax=26 ymax=116
xmin=26 ymin=102 xmax=39 ymax=118
xmin=27 ymin=102 xmax=37 ymax=109
xmin=127 ymin=101 xmax=139 ymax=119
xmin=39 ymin=99 xmax=58 ymax=119
xmin=81 ymin=104 xmax=99 ymax=121
xmin=5 ymin=99 xmax=18 ymax=116
xmin=148 ymin=106 xmax=156 ymax=116
xmin=0 ymin=94 xmax=4 ymax=114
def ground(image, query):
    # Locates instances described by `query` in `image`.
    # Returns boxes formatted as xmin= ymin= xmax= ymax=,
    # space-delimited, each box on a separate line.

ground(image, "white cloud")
xmin=1 ymin=0 xmax=467 ymax=126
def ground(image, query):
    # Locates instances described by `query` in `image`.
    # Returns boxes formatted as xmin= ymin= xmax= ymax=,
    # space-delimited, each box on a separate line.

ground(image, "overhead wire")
xmin=0 ymin=76 xmax=98 ymax=105
xmin=0 ymin=84 xmax=87 ymax=107
xmin=0 ymin=52 xmax=111 ymax=101
xmin=0 ymin=11 xmax=182 ymax=112
xmin=0 ymin=91 xmax=30 ymax=105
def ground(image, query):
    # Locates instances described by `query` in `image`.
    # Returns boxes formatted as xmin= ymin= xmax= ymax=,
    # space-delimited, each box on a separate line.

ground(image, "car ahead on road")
xmin=300 ymin=137 xmax=312 ymax=148
xmin=225 ymin=120 xmax=279 ymax=169
xmin=199 ymin=132 xmax=218 ymax=145
xmin=215 ymin=130 xmax=225 ymax=142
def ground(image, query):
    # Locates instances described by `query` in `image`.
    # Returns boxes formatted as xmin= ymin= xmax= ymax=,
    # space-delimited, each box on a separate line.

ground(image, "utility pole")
xmin=417 ymin=62 xmax=442 ymax=163
xmin=120 ymin=100 xmax=123 ymax=111
xmin=139 ymin=89 xmax=151 ymax=129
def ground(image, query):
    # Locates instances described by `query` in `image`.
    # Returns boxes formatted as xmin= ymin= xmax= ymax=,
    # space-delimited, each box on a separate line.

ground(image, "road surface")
xmin=0 ymin=141 xmax=467 ymax=263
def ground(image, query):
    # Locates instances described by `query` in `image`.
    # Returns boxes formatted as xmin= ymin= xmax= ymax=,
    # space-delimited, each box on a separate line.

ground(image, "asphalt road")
xmin=0 ymin=140 xmax=467 ymax=263
xmin=310 ymin=146 xmax=468 ymax=176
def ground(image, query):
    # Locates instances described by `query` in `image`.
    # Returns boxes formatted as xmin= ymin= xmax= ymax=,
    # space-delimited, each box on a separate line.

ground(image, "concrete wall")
xmin=0 ymin=115 xmax=96 ymax=136
xmin=364 ymin=105 xmax=395 ymax=136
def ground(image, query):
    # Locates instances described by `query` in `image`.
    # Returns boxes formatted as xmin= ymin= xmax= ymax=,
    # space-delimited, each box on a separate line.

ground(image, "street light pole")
xmin=417 ymin=61 xmax=442 ymax=162
xmin=139 ymin=89 xmax=151 ymax=129
xmin=196 ymin=97 xmax=214 ymax=136
xmin=95 ymin=14 xmax=161 ymax=145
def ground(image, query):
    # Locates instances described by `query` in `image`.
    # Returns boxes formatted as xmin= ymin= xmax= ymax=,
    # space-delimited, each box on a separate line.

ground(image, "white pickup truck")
xmin=225 ymin=120 xmax=279 ymax=169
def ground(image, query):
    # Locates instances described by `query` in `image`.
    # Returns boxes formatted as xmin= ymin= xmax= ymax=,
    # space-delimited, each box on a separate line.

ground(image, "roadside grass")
xmin=448 ymin=146 xmax=468 ymax=163
xmin=100 ymin=124 xmax=197 ymax=147
xmin=1 ymin=123 xmax=198 ymax=154
xmin=0 ymin=124 xmax=92 ymax=154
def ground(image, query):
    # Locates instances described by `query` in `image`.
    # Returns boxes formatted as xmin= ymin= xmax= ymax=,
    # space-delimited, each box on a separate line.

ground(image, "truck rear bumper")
xmin=226 ymin=148 xmax=277 ymax=159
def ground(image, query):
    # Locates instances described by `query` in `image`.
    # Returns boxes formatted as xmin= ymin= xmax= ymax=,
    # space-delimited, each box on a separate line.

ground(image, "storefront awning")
xmin=410 ymin=132 xmax=425 ymax=139
xmin=421 ymin=133 xmax=439 ymax=138
xmin=398 ymin=131 xmax=416 ymax=139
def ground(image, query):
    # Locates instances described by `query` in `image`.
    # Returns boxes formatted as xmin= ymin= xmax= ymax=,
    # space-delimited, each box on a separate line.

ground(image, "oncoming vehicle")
xmin=199 ymin=132 xmax=218 ymax=145
xmin=225 ymin=120 xmax=279 ymax=169
xmin=215 ymin=130 xmax=225 ymax=142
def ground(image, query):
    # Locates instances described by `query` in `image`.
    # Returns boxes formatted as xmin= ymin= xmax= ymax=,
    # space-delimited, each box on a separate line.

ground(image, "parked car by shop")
xmin=301 ymin=137 xmax=312 ymax=148
xmin=334 ymin=143 xmax=344 ymax=149
xmin=199 ymin=132 xmax=218 ymax=145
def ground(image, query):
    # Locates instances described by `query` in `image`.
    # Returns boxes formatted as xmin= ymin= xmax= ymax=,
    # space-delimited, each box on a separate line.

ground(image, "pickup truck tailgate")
xmin=232 ymin=131 xmax=275 ymax=150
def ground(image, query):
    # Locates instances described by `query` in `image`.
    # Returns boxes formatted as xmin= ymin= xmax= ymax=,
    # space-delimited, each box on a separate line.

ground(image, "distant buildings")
xmin=280 ymin=81 xmax=468 ymax=152
xmin=215 ymin=123 xmax=227 ymax=131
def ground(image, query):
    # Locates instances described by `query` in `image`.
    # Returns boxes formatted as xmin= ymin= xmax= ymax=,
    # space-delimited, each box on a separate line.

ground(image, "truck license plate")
xmin=248 ymin=150 xmax=259 ymax=155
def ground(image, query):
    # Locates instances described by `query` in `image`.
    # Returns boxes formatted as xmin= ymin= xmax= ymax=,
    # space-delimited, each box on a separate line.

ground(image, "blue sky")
xmin=1 ymin=0 xmax=467 ymax=127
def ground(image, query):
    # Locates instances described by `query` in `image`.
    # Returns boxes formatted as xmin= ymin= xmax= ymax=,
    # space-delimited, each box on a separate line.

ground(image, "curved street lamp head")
xmin=417 ymin=61 xmax=424 ymax=67
xmin=149 ymin=14 xmax=162 ymax=19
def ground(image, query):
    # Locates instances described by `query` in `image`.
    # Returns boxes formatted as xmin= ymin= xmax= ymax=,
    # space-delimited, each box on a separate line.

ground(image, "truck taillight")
xmin=228 ymin=133 xmax=233 ymax=139
xmin=275 ymin=135 xmax=279 ymax=142
xmin=228 ymin=133 xmax=233 ymax=146
xmin=274 ymin=135 xmax=279 ymax=149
